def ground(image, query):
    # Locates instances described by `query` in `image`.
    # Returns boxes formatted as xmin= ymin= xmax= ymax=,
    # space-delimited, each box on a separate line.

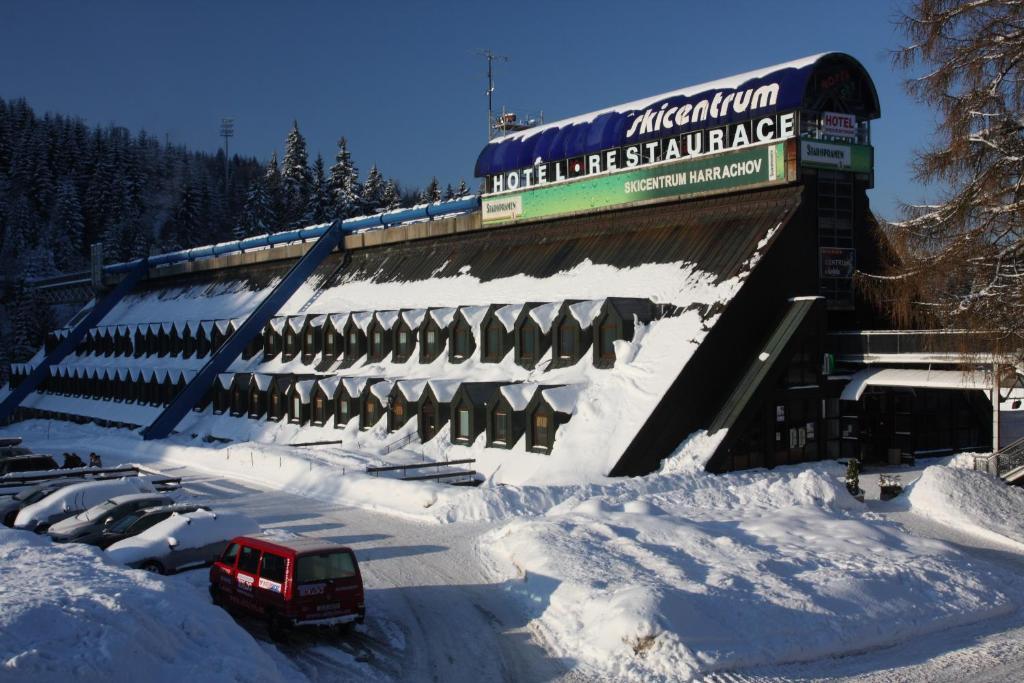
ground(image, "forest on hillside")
xmin=0 ymin=97 xmax=469 ymax=367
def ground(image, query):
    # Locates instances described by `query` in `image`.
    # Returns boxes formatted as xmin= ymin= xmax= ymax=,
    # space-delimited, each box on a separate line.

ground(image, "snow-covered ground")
xmin=3 ymin=419 xmax=1024 ymax=681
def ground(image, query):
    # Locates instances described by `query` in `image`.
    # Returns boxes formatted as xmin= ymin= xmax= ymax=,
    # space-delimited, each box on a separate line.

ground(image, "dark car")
xmin=0 ymin=454 xmax=58 ymax=476
xmin=210 ymin=535 xmax=365 ymax=639
xmin=0 ymin=447 xmax=34 ymax=460
xmin=92 ymin=503 xmax=210 ymax=549
xmin=48 ymin=493 xmax=172 ymax=543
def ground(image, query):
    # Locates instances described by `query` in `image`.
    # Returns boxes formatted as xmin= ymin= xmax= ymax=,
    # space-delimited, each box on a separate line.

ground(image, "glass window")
xmin=558 ymin=324 xmax=574 ymax=359
xmin=305 ymin=331 xmax=313 ymax=346
xmin=426 ymin=329 xmax=437 ymax=352
xmin=394 ymin=401 xmax=405 ymax=418
xmin=534 ymin=413 xmax=550 ymax=448
xmin=237 ymin=545 xmax=260 ymax=574
xmin=521 ymin=327 xmax=535 ymax=359
xmin=315 ymin=397 xmax=324 ymax=414
xmin=260 ymin=552 xmax=287 ymax=583
xmin=486 ymin=322 xmax=501 ymax=359
xmin=325 ymin=333 xmax=335 ymax=354
xmin=458 ymin=408 xmax=470 ymax=439
xmin=494 ymin=410 xmax=509 ymax=442
xmin=600 ymin=324 xmax=617 ymax=359
xmin=220 ymin=542 xmax=240 ymax=567
xmin=125 ymin=512 xmax=168 ymax=535
xmin=349 ymin=331 xmax=358 ymax=346
xmin=296 ymin=552 xmax=356 ymax=583
xmin=292 ymin=396 xmax=302 ymax=416
xmin=398 ymin=330 xmax=409 ymax=354
xmin=372 ymin=330 xmax=382 ymax=353
xmin=339 ymin=400 xmax=349 ymax=419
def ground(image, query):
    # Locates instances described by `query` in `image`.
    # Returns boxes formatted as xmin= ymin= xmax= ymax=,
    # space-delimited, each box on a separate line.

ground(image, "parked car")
xmin=13 ymin=477 xmax=155 ymax=533
xmin=209 ymin=535 xmax=365 ymax=638
xmin=0 ymin=454 xmax=59 ymax=476
xmin=0 ymin=481 xmax=77 ymax=527
xmin=0 ymin=446 xmax=35 ymax=460
xmin=48 ymin=493 xmax=173 ymax=544
xmin=0 ymin=437 xmax=23 ymax=447
xmin=91 ymin=503 xmax=210 ymax=549
xmin=106 ymin=509 xmax=259 ymax=574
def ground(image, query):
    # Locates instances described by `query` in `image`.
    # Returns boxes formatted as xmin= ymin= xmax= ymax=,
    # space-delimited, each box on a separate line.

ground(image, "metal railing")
xmin=974 ymin=436 xmax=1024 ymax=479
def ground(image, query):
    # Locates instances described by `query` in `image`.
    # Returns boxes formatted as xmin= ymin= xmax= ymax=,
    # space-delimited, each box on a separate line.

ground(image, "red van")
xmin=209 ymin=535 xmax=365 ymax=637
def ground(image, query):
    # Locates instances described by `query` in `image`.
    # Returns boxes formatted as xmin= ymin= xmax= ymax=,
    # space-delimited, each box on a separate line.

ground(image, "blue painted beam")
xmin=0 ymin=260 xmax=149 ymax=423
xmin=141 ymin=220 xmax=347 ymax=440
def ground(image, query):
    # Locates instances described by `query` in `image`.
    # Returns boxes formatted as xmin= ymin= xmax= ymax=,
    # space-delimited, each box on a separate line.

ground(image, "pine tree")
xmin=360 ymin=164 xmax=384 ymax=214
xmin=263 ymin=150 xmax=284 ymax=231
xmin=455 ymin=178 xmax=469 ymax=198
xmin=171 ymin=182 xmax=200 ymax=248
xmin=329 ymin=136 xmax=360 ymax=219
xmin=50 ymin=178 xmax=84 ymax=270
xmin=381 ymin=179 xmax=401 ymax=211
xmin=443 ymin=183 xmax=455 ymax=201
xmin=305 ymin=154 xmax=331 ymax=224
xmin=424 ymin=177 xmax=441 ymax=203
xmin=281 ymin=121 xmax=312 ymax=227
xmin=238 ymin=176 xmax=273 ymax=238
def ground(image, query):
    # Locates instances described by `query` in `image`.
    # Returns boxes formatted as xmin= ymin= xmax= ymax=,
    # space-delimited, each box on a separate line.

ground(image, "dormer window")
xmin=599 ymin=323 xmax=617 ymax=360
xmin=325 ymin=332 xmax=336 ymax=355
xmin=349 ymin=331 xmax=359 ymax=346
xmin=456 ymin=407 xmax=470 ymax=442
xmin=533 ymin=414 xmax=550 ymax=450
xmin=454 ymin=322 xmax=471 ymax=359
xmin=520 ymin=327 xmax=536 ymax=360
xmin=558 ymin=324 xmax=575 ymax=359
xmin=372 ymin=329 xmax=383 ymax=357
xmin=485 ymin=321 xmax=502 ymax=360
xmin=426 ymin=329 xmax=438 ymax=353
xmin=397 ymin=330 xmax=410 ymax=357
xmin=494 ymin=409 xmax=509 ymax=444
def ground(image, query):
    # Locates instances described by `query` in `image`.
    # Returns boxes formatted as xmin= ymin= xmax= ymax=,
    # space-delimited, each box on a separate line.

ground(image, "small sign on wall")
xmin=820 ymin=247 xmax=856 ymax=278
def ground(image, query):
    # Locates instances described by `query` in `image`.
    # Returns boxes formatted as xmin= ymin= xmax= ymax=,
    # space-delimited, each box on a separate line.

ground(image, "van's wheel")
xmin=141 ymin=561 xmax=165 ymax=575
xmin=267 ymin=615 xmax=289 ymax=643
xmin=208 ymin=584 xmax=222 ymax=606
xmin=336 ymin=621 xmax=356 ymax=637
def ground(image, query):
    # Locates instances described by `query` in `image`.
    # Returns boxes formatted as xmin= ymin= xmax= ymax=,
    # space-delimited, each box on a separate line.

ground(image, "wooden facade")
xmin=485 ymin=389 xmax=526 ymax=449
xmin=549 ymin=300 xmax=590 ymax=370
xmin=479 ymin=304 xmax=514 ymax=363
xmin=419 ymin=309 xmax=450 ymax=363
xmin=524 ymin=388 xmax=571 ymax=454
xmin=513 ymin=303 xmax=550 ymax=370
xmin=359 ymin=378 xmax=386 ymax=430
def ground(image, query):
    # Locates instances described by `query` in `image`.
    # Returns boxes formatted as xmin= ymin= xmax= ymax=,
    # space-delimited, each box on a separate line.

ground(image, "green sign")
xmin=481 ymin=142 xmax=788 ymax=225
xmin=799 ymin=140 xmax=873 ymax=174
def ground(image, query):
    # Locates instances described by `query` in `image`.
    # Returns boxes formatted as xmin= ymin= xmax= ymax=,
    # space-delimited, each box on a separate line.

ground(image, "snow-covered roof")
xmin=294 ymin=379 xmax=316 ymax=403
xmin=369 ymin=380 xmax=395 ymax=403
xmin=351 ymin=311 xmax=374 ymax=332
xmin=429 ymin=307 xmax=457 ymax=328
xmin=341 ymin=376 xmax=369 ymax=397
xmin=216 ymin=319 xmax=234 ymax=335
xmin=494 ymin=304 xmax=520 ymax=332
xmin=318 ymin=375 xmax=342 ymax=399
xmin=500 ymin=382 xmax=539 ymax=411
xmin=541 ymin=385 xmax=583 ymax=414
xmin=161 ymin=322 xmax=174 ymax=335
xmin=287 ymin=316 xmax=306 ymax=334
xmin=569 ymin=300 xmax=605 ymax=326
xmin=841 ymin=368 xmax=993 ymax=402
xmin=200 ymin=321 xmax=215 ymax=335
xmin=457 ymin=305 xmax=490 ymax=329
xmin=395 ymin=379 xmax=428 ymax=402
xmin=529 ymin=302 xmax=561 ymax=333
xmin=426 ymin=379 xmax=461 ymax=403
xmin=217 ymin=373 xmax=235 ymax=389
xmin=309 ymin=314 xmax=327 ymax=328
xmin=375 ymin=310 xmax=400 ymax=330
xmin=328 ymin=313 xmax=349 ymax=331
xmin=252 ymin=373 xmax=274 ymax=391
xmin=267 ymin=317 xmax=287 ymax=334
xmin=401 ymin=308 xmax=427 ymax=329
xmin=154 ymin=368 xmax=169 ymax=383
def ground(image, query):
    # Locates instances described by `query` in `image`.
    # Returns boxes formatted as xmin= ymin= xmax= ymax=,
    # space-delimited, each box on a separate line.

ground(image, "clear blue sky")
xmin=0 ymin=0 xmax=931 ymax=219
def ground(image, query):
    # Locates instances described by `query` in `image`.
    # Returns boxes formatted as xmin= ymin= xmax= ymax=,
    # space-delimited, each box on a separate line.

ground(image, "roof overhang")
xmin=840 ymin=368 xmax=993 ymax=402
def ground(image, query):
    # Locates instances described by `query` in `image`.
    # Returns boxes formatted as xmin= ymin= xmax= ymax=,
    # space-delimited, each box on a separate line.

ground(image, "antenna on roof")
xmin=478 ymin=49 xmax=509 ymax=141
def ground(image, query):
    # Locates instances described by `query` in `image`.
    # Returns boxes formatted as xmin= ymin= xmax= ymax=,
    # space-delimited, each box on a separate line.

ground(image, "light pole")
xmin=220 ymin=118 xmax=234 ymax=190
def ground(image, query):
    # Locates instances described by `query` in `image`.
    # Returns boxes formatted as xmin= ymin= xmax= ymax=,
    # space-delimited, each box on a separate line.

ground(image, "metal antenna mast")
xmin=478 ymin=49 xmax=509 ymax=140
xmin=219 ymin=117 xmax=234 ymax=189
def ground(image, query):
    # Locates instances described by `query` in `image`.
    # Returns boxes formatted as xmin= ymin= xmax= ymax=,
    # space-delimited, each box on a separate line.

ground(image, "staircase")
xmin=974 ymin=437 xmax=1024 ymax=483
xmin=142 ymin=220 xmax=346 ymax=440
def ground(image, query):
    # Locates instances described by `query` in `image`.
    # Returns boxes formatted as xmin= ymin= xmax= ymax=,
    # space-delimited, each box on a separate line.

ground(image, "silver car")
xmin=48 ymin=493 xmax=172 ymax=543
xmin=1 ymin=482 xmax=73 ymax=527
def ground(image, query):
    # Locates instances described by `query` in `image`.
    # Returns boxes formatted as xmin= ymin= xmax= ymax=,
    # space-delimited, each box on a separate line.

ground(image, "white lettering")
xmin=625 ymin=146 xmax=640 ymax=167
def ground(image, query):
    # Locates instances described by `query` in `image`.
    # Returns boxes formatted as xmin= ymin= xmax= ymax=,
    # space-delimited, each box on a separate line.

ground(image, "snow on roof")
xmin=427 ymin=379 xmax=461 ymax=403
xmin=140 ymin=368 xmax=154 ymax=381
xmin=841 ymin=368 xmax=993 ymax=402
xmin=294 ymin=379 xmax=316 ymax=403
xmin=369 ymin=380 xmax=395 ymax=403
xmin=500 ymin=382 xmax=540 ymax=411
xmin=200 ymin=321 xmax=215 ymax=335
xmin=48 ymin=366 xmax=59 ymax=377
xmin=154 ymin=368 xmax=169 ymax=383
xmin=341 ymin=376 xmax=369 ymax=397
xmin=429 ymin=307 xmax=457 ymax=328
xmin=148 ymin=323 xmax=161 ymax=335
xmin=161 ymin=322 xmax=174 ymax=335
xmin=318 ymin=375 xmax=342 ymax=399
xmin=217 ymin=373 xmax=235 ymax=389
xmin=216 ymin=319 xmax=234 ymax=335
xmin=309 ymin=314 xmax=327 ymax=328
xmin=542 ymin=385 xmax=583 ymax=414
xmin=457 ymin=305 xmax=490 ymax=329
xmin=181 ymin=369 xmax=196 ymax=383
xmin=395 ymin=379 xmax=428 ymax=402
xmin=166 ymin=368 xmax=183 ymax=383
xmin=287 ymin=316 xmax=306 ymax=334
xmin=117 ymin=368 xmax=129 ymax=380
xmin=267 ymin=317 xmax=287 ymax=334
xmin=401 ymin=308 xmax=427 ymax=329
xmin=252 ymin=373 xmax=274 ymax=391
xmin=569 ymin=300 xmax=606 ymax=326
xmin=127 ymin=367 xmax=140 ymax=381
xmin=184 ymin=320 xmax=199 ymax=335
xmin=351 ymin=311 xmax=374 ymax=332
xmin=328 ymin=313 xmax=349 ymax=330
xmin=116 ymin=325 xmax=129 ymax=335
xmin=529 ymin=302 xmax=561 ymax=333
xmin=375 ymin=310 xmax=400 ymax=329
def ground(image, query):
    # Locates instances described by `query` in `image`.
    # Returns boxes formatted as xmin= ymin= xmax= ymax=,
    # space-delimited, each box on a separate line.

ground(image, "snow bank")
xmin=906 ymin=466 xmax=1024 ymax=547
xmin=0 ymin=528 xmax=288 ymax=682
xmin=481 ymin=465 xmax=1015 ymax=681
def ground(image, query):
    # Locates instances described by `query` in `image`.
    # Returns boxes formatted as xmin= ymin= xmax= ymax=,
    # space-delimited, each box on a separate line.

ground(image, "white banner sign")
xmin=821 ymin=111 xmax=856 ymax=140
xmin=801 ymin=140 xmax=851 ymax=169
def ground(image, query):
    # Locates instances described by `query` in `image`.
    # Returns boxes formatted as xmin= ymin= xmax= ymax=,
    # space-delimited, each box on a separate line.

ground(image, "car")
xmin=0 ymin=454 xmax=59 ymax=476
xmin=106 ymin=509 xmax=259 ymax=575
xmin=0 ymin=446 xmax=35 ymax=460
xmin=0 ymin=437 xmax=23 ymax=447
xmin=0 ymin=481 xmax=77 ymax=527
xmin=13 ymin=477 xmax=156 ymax=533
xmin=91 ymin=503 xmax=210 ymax=549
xmin=209 ymin=535 xmax=365 ymax=638
xmin=47 ymin=493 xmax=173 ymax=544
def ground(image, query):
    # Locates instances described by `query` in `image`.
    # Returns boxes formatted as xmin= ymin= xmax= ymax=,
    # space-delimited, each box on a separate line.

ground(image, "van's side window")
xmin=260 ymin=552 xmax=287 ymax=583
xmin=237 ymin=545 xmax=261 ymax=574
xmin=220 ymin=542 xmax=240 ymax=567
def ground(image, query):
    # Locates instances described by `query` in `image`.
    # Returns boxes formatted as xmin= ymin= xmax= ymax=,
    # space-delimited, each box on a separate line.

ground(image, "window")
xmin=339 ymin=400 xmax=349 ymax=420
xmin=305 ymin=331 xmax=314 ymax=346
xmin=237 ymin=546 xmax=261 ymax=575
xmin=454 ymin=323 xmax=470 ymax=358
xmin=372 ymin=329 xmax=383 ymax=356
xmin=599 ymin=323 xmax=617 ymax=359
xmin=520 ymin=327 xmax=535 ymax=359
xmin=558 ymin=324 xmax=575 ymax=359
xmin=394 ymin=400 xmax=405 ymax=419
xmin=292 ymin=395 xmax=302 ymax=417
xmin=271 ymin=392 xmax=280 ymax=415
xmin=315 ymin=396 xmax=324 ymax=417
xmin=534 ymin=413 xmax=550 ymax=449
xmin=398 ymin=330 xmax=409 ymax=355
xmin=494 ymin=409 xmax=509 ymax=443
xmin=325 ymin=333 xmax=336 ymax=355
xmin=220 ymin=542 xmax=240 ymax=567
xmin=260 ymin=552 xmax=287 ymax=583
xmin=457 ymin=407 xmax=470 ymax=440
xmin=296 ymin=552 xmax=356 ymax=583
xmin=426 ymin=329 xmax=437 ymax=353
xmin=349 ymin=331 xmax=358 ymax=347
xmin=366 ymin=401 xmax=377 ymax=421
xmin=486 ymin=322 xmax=501 ymax=359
